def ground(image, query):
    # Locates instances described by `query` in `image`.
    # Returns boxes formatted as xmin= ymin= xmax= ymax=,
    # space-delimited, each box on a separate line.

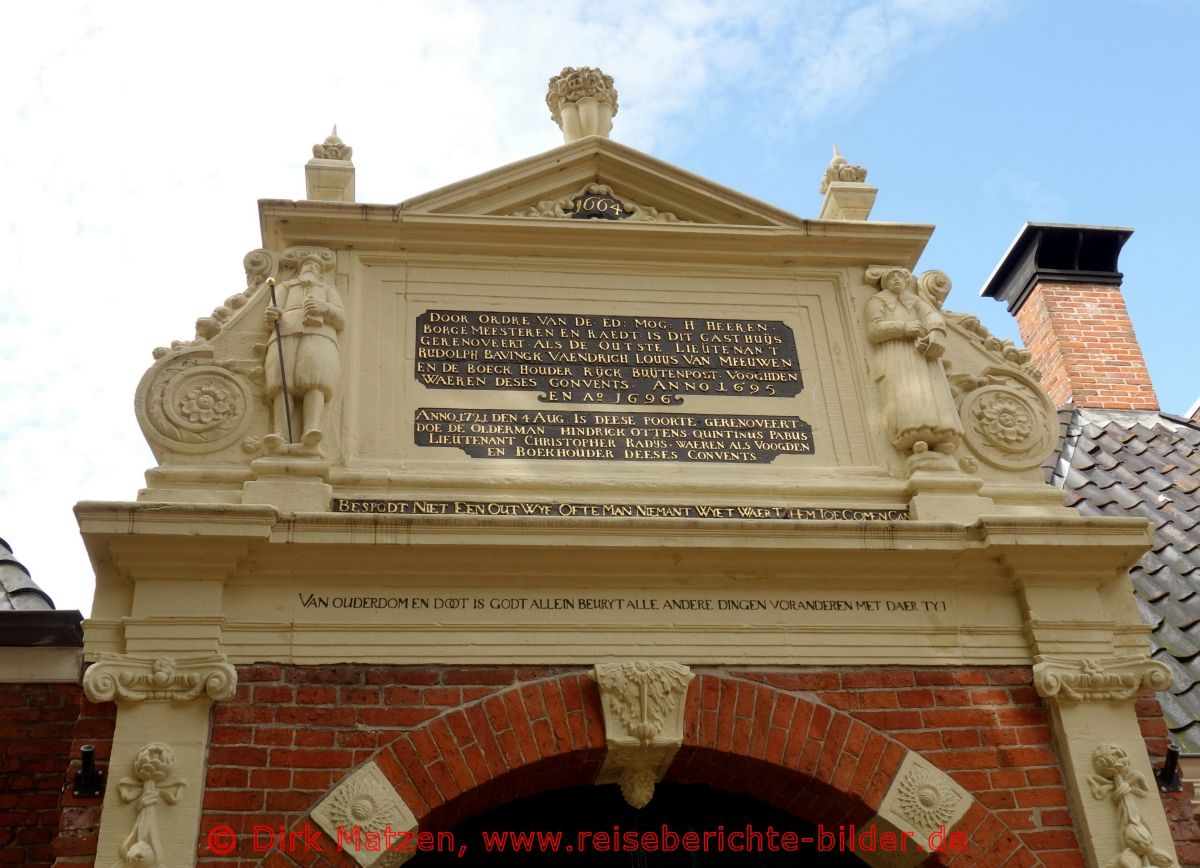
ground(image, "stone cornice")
xmin=256 ymin=201 xmax=933 ymax=270
xmin=83 ymin=652 xmax=237 ymax=703
xmin=1033 ymin=655 xmax=1172 ymax=703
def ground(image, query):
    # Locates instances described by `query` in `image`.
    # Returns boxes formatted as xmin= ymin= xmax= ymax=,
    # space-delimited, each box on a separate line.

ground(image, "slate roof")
xmin=0 ymin=536 xmax=55 ymax=612
xmin=1045 ymin=410 xmax=1200 ymax=753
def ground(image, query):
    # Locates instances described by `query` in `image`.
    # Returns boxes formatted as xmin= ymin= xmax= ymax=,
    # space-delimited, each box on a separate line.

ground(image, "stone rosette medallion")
xmin=957 ymin=376 xmax=1058 ymax=471
xmin=135 ymin=349 xmax=256 ymax=456
xmin=857 ymin=752 xmax=971 ymax=868
xmin=311 ymin=761 xmax=418 ymax=868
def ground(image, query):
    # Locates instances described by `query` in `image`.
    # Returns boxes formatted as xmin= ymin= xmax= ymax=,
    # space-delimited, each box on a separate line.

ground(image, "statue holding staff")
xmin=263 ymin=247 xmax=345 ymax=453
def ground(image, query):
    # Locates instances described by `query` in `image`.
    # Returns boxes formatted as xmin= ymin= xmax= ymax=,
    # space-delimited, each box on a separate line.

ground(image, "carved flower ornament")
xmin=896 ymin=765 xmax=959 ymax=830
xmin=133 ymin=743 xmax=176 ymax=783
xmin=976 ymin=394 xmax=1032 ymax=445
xmin=179 ymin=380 xmax=233 ymax=424
xmin=325 ymin=774 xmax=402 ymax=835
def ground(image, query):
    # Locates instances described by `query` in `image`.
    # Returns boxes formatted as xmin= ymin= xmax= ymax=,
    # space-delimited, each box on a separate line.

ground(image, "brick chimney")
xmin=981 ymin=223 xmax=1157 ymax=410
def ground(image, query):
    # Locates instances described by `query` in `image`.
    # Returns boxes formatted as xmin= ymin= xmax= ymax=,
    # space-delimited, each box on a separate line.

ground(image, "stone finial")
xmin=818 ymin=144 xmax=876 ymax=221
xmin=546 ymin=66 xmax=618 ymax=143
xmin=819 ymin=144 xmax=867 ymax=193
xmin=306 ymin=125 xmax=355 ymax=202
xmin=313 ymin=125 xmax=353 ymax=161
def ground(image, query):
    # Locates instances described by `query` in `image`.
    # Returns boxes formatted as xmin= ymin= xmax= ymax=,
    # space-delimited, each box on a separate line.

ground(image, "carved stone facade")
xmin=67 ymin=72 xmax=1190 ymax=868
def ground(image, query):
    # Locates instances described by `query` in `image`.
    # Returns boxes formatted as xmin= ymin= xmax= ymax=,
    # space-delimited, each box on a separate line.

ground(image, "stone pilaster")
xmin=84 ymin=653 xmax=237 ymax=868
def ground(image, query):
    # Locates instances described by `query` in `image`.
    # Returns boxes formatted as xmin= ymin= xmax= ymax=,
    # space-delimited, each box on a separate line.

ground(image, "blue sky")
xmin=2 ymin=0 xmax=1197 ymax=613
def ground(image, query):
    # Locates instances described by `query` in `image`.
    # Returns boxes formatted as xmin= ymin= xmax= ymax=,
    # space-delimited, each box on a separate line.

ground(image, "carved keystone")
xmin=592 ymin=661 xmax=693 ymax=808
xmin=1034 ymin=655 xmax=1173 ymax=704
xmin=854 ymin=752 xmax=971 ymax=868
xmin=83 ymin=653 xmax=237 ymax=703
xmin=311 ymin=762 xmax=418 ymax=868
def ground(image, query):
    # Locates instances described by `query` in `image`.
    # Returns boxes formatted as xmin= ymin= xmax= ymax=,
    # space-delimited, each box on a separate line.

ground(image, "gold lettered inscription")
xmin=332 ymin=498 xmax=907 ymax=521
xmin=413 ymin=408 xmax=813 ymax=462
xmin=414 ymin=310 xmax=802 ymax=404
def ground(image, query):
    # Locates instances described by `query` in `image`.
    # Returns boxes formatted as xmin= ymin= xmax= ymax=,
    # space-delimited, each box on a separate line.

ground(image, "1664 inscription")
xmin=415 ymin=408 xmax=813 ymax=462
xmin=415 ymin=310 xmax=802 ymax=404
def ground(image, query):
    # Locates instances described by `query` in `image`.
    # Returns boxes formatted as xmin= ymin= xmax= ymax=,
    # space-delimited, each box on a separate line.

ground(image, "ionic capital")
xmin=83 ymin=652 xmax=237 ymax=703
xmin=1033 ymin=655 xmax=1171 ymax=704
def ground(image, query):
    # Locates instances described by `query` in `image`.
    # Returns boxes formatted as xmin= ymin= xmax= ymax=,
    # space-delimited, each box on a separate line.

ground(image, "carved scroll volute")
xmin=1033 ymin=655 xmax=1173 ymax=704
xmin=83 ymin=653 xmax=238 ymax=704
xmin=592 ymin=661 xmax=693 ymax=808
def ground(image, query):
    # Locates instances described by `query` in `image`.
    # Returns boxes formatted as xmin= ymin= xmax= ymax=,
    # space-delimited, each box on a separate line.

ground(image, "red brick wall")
xmin=1013 ymin=281 xmax=1157 ymax=410
xmin=1138 ymin=695 xmax=1200 ymax=867
xmin=52 ymin=694 xmax=116 ymax=868
xmin=191 ymin=665 xmax=1128 ymax=867
xmin=725 ymin=667 xmax=1078 ymax=865
xmin=0 ymin=683 xmax=114 ymax=868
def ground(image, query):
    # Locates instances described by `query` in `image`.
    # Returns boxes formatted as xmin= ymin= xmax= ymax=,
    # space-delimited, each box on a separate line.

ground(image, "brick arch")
xmin=255 ymin=669 xmax=1042 ymax=867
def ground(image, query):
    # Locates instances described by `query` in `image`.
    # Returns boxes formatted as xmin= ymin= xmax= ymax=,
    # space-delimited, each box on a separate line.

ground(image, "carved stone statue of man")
xmin=263 ymin=248 xmax=345 ymax=452
xmin=864 ymin=266 xmax=962 ymax=463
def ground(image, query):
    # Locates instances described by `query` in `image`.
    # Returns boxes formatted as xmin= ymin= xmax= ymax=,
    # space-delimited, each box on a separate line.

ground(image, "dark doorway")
xmin=412 ymin=782 xmax=868 ymax=866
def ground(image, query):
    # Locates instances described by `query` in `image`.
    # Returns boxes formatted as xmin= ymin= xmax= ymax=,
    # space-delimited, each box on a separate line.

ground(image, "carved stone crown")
xmin=546 ymin=66 xmax=618 ymax=142
xmin=546 ymin=67 xmax=618 ymax=123
xmin=313 ymin=126 xmax=353 ymax=161
xmin=819 ymin=145 xmax=868 ymax=194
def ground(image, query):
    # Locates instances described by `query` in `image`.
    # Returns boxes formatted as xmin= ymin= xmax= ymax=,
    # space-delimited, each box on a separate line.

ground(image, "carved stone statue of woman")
xmin=864 ymin=266 xmax=962 ymax=465
xmin=263 ymin=247 xmax=345 ymax=453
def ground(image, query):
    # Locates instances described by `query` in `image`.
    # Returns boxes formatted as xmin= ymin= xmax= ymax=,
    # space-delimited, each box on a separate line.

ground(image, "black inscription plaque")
xmin=415 ymin=408 xmax=813 ymax=463
xmin=415 ymin=310 xmax=802 ymax=405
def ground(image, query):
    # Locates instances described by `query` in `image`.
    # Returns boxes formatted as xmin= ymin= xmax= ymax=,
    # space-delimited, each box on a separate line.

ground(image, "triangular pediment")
xmin=399 ymin=136 xmax=804 ymax=227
